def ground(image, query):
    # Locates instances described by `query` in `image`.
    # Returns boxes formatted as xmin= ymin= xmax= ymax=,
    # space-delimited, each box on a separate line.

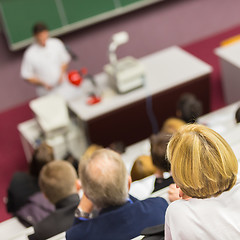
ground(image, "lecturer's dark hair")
xmin=32 ymin=22 xmax=48 ymax=35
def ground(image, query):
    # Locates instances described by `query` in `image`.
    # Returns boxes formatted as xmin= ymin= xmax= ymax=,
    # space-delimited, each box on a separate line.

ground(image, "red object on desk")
xmin=87 ymin=96 xmax=101 ymax=105
xmin=68 ymin=70 xmax=83 ymax=86
xmin=80 ymin=67 xmax=88 ymax=76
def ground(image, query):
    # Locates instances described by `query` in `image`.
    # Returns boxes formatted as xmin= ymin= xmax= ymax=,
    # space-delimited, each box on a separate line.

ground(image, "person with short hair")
xmin=176 ymin=93 xmax=203 ymax=123
xmin=235 ymin=106 xmax=240 ymax=123
xmin=150 ymin=131 xmax=174 ymax=192
xmin=129 ymin=131 xmax=174 ymax=200
xmin=66 ymin=149 xmax=168 ymax=240
xmin=29 ymin=142 xmax=54 ymax=178
xmin=7 ymin=142 xmax=54 ymax=213
xmin=165 ymin=124 xmax=240 ymax=240
xmin=28 ymin=161 xmax=80 ymax=240
xmin=130 ymin=155 xmax=156 ymax=182
xmin=21 ymin=22 xmax=78 ymax=99
xmin=161 ymin=117 xmax=185 ymax=134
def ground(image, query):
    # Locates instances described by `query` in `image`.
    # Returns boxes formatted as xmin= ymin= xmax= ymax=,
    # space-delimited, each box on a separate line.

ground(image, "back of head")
xmin=32 ymin=22 xmax=48 ymax=36
xmin=29 ymin=142 xmax=54 ymax=178
xmin=130 ymin=155 xmax=156 ymax=182
xmin=167 ymin=124 xmax=238 ymax=199
xmin=177 ymin=93 xmax=203 ymax=123
xmin=150 ymin=131 xmax=172 ymax=172
xmin=80 ymin=144 xmax=102 ymax=162
xmin=235 ymin=107 xmax=240 ymax=123
xmin=79 ymin=149 xmax=128 ymax=209
xmin=161 ymin=118 xmax=185 ymax=134
xmin=39 ymin=161 xmax=77 ymax=204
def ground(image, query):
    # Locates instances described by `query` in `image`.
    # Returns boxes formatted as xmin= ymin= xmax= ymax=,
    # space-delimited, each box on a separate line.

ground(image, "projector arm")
xmin=108 ymin=31 xmax=129 ymax=68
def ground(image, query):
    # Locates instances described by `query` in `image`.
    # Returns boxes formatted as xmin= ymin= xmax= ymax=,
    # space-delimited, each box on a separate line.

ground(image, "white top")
xmin=215 ymin=41 xmax=240 ymax=68
xmin=121 ymin=138 xmax=151 ymax=173
xmin=165 ymin=181 xmax=240 ymax=240
xmin=198 ymin=101 xmax=240 ymax=135
xmin=129 ymin=175 xmax=156 ymax=200
xmin=68 ymin=46 xmax=212 ymax=121
xmin=129 ymin=172 xmax=171 ymax=200
xmin=21 ymin=38 xmax=73 ymax=97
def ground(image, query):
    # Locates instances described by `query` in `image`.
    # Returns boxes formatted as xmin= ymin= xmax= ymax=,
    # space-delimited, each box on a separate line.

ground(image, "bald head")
xmin=79 ymin=149 xmax=128 ymax=209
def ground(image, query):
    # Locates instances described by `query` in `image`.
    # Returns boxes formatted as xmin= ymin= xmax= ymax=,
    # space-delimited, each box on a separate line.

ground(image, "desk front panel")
xmin=86 ymin=74 xmax=210 ymax=147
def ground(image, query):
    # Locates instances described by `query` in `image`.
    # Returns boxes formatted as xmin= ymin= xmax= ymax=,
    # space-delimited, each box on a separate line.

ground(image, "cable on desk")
xmin=146 ymin=95 xmax=159 ymax=134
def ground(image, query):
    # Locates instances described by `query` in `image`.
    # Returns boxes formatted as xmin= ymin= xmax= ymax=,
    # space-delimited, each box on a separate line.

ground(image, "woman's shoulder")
xmin=166 ymin=198 xmax=193 ymax=217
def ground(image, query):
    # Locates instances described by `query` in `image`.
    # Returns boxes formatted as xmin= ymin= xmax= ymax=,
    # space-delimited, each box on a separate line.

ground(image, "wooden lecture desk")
xmin=215 ymin=41 xmax=240 ymax=104
xmin=69 ymin=46 xmax=212 ymax=146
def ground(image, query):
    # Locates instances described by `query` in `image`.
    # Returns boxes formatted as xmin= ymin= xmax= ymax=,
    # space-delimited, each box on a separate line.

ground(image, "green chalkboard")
xmin=0 ymin=0 xmax=62 ymax=46
xmin=62 ymin=0 xmax=116 ymax=24
xmin=0 ymin=0 xmax=163 ymax=50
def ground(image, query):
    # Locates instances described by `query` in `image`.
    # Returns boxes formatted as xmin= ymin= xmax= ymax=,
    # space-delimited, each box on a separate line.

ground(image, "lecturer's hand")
xmin=58 ymin=74 xmax=64 ymax=85
xmin=43 ymin=82 xmax=53 ymax=90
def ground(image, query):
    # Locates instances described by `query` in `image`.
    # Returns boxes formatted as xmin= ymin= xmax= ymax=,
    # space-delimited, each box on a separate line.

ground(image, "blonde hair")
xmin=161 ymin=118 xmax=185 ymax=134
xmin=80 ymin=144 xmax=102 ymax=162
xmin=39 ymin=161 xmax=77 ymax=204
xmin=130 ymin=155 xmax=156 ymax=182
xmin=79 ymin=149 xmax=128 ymax=209
xmin=167 ymin=124 xmax=238 ymax=198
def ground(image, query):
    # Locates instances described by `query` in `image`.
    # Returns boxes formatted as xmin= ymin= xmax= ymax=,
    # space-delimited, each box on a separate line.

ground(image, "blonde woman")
xmin=165 ymin=124 xmax=240 ymax=240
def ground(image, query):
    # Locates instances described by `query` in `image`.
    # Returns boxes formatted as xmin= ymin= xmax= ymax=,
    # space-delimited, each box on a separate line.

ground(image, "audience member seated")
xmin=130 ymin=155 xmax=156 ymax=182
xmin=176 ymin=93 xmax=203 ymax=123
xmin=28 ymin=161 xmax=80 ymax=240
xmin=66 ymin=149 xmax=168 ymax=240
xmin=235 ymin=106 xmax=240 ymax=123
xmin=129 ymin=131 xmax=173 ymax=199
xmin=16 ymin=191 xmax=55 ymax=227
xmin=6 ymin=142 xmax=54 ymax=213
xmin=161 ymin=117 xmax=185 ymax=134
xmin=150 ymin=132 xmax=174 ymax=192
xmin=80 ymin=144 xmax=102 ymax=161
xmin=165 ymin=124 xmax=240 ymax=239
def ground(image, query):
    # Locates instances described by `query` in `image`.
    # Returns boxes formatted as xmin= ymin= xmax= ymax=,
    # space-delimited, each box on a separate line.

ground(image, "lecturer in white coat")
xmin=21 ymin=22 xmax=82 ymax=100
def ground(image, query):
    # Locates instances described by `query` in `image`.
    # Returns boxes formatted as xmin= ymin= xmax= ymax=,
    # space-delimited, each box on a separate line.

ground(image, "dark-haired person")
xmin=21 ymin=22 xmax=74 ymax=98
xmin=176 ymin=93 xmax=203 ymax=123
xmin=28 ymin=161 xmax=80 ymax=240
xmin=235 ymin=106 xmax=240 ymax=123
xmin=129 ymin=131 xmax=174 ymax=199
xmin=6 ymin=143 xmax=54 ymax=213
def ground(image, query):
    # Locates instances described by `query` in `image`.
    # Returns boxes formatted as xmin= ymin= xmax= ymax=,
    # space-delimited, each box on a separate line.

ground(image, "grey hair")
xmin=79 ymin=149 xmax=128 ymax=209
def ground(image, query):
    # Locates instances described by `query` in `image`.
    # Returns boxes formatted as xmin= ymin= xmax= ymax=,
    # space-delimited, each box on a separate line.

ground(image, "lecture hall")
xmin=1 ymin=0 xmax=240 ymax=239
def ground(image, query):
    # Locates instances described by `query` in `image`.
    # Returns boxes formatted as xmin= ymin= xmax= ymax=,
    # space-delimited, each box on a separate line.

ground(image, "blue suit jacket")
xmin=66 ymin=196 xmax=168 ymax=240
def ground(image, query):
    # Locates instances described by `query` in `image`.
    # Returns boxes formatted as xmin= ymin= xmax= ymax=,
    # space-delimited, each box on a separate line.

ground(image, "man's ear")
xmin=75 ymin=179 xmax=81 ymax=191
xmin=128 ymin=175 xmax=132 ymax=191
